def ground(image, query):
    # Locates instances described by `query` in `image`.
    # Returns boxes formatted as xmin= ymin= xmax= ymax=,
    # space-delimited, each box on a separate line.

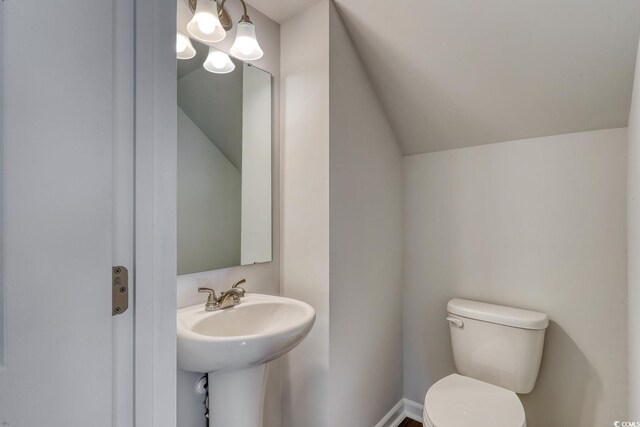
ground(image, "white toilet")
xmin=423 ymin=298 xmax=549 ymax=427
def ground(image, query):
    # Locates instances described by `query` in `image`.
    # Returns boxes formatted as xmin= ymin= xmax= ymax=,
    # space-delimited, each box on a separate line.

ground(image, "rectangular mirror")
xmin=177 ymin=39 xmax=272 ymax=275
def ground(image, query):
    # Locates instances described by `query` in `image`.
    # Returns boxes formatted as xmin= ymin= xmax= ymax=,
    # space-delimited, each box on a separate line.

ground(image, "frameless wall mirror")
xmin=177 ymin=38 xmax=272 ymax=275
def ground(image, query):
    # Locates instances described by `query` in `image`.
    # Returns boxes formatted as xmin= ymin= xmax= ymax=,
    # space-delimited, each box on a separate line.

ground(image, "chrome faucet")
xmin=198 ymin=279 xmax=247 ymax=311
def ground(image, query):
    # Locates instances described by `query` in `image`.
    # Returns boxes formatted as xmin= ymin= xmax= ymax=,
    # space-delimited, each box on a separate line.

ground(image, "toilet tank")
xmin=447 ymin=298 xmax=549 ymax=394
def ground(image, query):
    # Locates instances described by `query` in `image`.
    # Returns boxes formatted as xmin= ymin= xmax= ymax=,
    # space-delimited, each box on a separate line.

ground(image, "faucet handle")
xmin=198 ymin=288 xmax=219 ymax=311
xmin=232 ymin=279 xmax=246 ymax=296
xmin=198 ymin=287 xmax=217 ymax=301
xmin=232 ymin=279 xmax=246 ymax=288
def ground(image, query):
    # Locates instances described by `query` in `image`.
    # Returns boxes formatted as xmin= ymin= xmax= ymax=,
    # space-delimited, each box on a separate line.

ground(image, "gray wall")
xmin=628 ymin=36 xmax=640 ymax=419
xmin=177 ymin=107 xmax=241 ymax=274
xmin=403 ymin=128 xmax=628 ymax=427
xmin=328 ymin=3 xmax=404 ymax=426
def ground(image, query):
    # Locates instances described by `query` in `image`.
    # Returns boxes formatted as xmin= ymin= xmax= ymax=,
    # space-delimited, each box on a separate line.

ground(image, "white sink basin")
xmin=177 ymin=293 xmax=315 ymax=427
xmin=177 ymin=293 xmax=315 ymax=373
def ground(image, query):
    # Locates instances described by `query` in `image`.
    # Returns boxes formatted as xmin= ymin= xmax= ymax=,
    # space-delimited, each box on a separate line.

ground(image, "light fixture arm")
xmin=188 ymin=0 xmax=250 ymax=30
xmin=238 ymin=0 xmax=252 ymax=23
xmin=219 ymin=0 xmax=252 ymax=23
xmin=218 ymin=0 xmax=227 ymax=15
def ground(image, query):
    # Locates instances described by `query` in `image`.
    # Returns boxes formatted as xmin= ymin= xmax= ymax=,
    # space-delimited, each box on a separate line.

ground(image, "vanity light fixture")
xmin=187 ymin=0 xmax=226 ymax=43
xmin=186 ymin=0 xmax=264 ymax=61
xmin=203 ymin=47 xmax=236 ymax=74
xmin=176 ymin=32 xmax=196 ymax=59
xmin=229 ymin=4 xmax=263 ymax=60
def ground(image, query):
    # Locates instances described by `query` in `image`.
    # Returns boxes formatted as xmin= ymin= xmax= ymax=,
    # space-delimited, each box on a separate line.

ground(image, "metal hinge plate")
xmin=112 ymin=266 xmax=129 ymax=316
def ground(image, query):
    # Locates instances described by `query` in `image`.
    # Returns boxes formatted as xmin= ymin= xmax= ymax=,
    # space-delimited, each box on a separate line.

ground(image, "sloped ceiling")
xmin=250 ymin=0 xmax=640 ymax=154
xmin=246 ymin=0 xmax=320 ymax=22
xmin=178 ymin=40 xmax=244 ymax=170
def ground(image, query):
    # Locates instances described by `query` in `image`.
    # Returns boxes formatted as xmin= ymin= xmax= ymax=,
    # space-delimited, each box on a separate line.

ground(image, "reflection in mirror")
xmin=177 ymin=39 xmax=272 ymax=275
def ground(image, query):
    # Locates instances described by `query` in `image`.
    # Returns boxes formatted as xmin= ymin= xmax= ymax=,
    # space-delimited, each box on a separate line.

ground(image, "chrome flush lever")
xmin=446 ymin=316 xmax=464 ymax=328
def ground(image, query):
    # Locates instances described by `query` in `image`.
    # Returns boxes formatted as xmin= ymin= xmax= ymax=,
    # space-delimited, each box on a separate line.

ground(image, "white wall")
xmin=628 ymin=37 xmax=640 ymax=419
xmin=241 ymin=64 xmax=273 ymax=265
xmin=177 ymin=107 xmax=241 ymax=274
xmin=280 ymin=2 xmax=331 ymax=426
xmin=403 ymin=128 xmax=628 ymax=427
xmin=328 ymin=3 xmax=404 ymax=426
xmin=175 ymin=2 xmax=282 ymax=427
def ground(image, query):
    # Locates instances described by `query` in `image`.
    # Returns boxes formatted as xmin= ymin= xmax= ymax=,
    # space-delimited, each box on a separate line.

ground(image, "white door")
xmin=0 ymin=0 xmax=133 ymax=425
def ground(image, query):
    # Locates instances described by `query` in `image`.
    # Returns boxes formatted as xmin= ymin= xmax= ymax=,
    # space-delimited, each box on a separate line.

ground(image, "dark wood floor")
xmin=398 ymin=418 xmax=422 ymax=427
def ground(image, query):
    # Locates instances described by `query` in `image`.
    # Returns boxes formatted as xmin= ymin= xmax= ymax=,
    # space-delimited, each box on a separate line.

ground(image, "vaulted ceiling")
xmin=178 ymin=40 xmax=244 ymax=170
xmin=249 ymin=0 xmax=640 ymax=154
xmin=245 ymin=0 xmax=318 ymax=22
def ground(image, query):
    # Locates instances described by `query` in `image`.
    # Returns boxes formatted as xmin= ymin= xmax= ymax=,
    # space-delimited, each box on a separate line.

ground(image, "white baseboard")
xmin=374 ymin=399 xmax=405 ymax=427
xmin=375 ymin=398 xmax=424 ymax=427
xmin=403 ymin=398 xmax=424 ymax=422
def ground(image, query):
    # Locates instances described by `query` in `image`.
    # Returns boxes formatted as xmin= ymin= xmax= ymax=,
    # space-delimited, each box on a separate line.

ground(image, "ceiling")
xmin=249 ymin=0 xmax=640 ymax=154
xmin=246 ymin=0 xmax=320 ymax=23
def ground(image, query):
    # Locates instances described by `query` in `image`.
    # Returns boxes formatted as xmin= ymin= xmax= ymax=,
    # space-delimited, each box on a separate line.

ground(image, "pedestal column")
xmin=208 ymin=364 xmax=269 ymax=427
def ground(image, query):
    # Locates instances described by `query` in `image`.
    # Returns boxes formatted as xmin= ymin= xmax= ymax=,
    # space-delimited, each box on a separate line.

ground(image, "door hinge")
xmin=112 ymin=266 xmax=129 ymax=316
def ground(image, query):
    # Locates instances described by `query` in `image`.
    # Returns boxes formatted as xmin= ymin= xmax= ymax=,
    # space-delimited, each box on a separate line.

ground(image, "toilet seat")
xmin=423 ymin=374 xmax=526 ymax=427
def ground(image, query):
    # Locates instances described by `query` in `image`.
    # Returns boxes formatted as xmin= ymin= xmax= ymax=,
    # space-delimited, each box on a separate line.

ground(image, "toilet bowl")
xmin=423 ymin=374 xmax=526 ymax=427
xmin=422 ymin=299 xmax=548 ymax=427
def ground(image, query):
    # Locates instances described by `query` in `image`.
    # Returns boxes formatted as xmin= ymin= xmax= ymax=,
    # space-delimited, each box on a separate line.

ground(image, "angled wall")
xmin=328 ymin=3 xmax=404 ymax=426
xmin=177 ymin=107 xmax=242 ymax=274
xmin=280 ymin=2 xmax=403 ymax=425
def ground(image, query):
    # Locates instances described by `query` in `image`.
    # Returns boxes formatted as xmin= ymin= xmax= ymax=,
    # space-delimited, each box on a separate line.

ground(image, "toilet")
xmin=423 ymin=298 xmax=549 ymax=427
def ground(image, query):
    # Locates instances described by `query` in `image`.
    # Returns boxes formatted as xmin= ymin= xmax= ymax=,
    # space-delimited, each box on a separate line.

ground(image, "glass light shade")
xmin=187 ymin=0 xmax=226 ymax=43
xmin=176 ymin=33 xmax=196 ymax=60
xmin=203 ymin=48 xmax=235 ymax=74
xmin=230 ymin=21 xmax=263 ymax=61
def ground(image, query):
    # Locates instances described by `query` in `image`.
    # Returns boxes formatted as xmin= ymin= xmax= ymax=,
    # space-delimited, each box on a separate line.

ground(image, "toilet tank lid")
xmin=447 ymin=299 xmax=549 ymax=330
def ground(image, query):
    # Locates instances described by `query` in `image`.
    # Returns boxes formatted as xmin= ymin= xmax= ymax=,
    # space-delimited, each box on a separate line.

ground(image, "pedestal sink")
xmin=177 ymin=293 xmax=315 ymax=427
